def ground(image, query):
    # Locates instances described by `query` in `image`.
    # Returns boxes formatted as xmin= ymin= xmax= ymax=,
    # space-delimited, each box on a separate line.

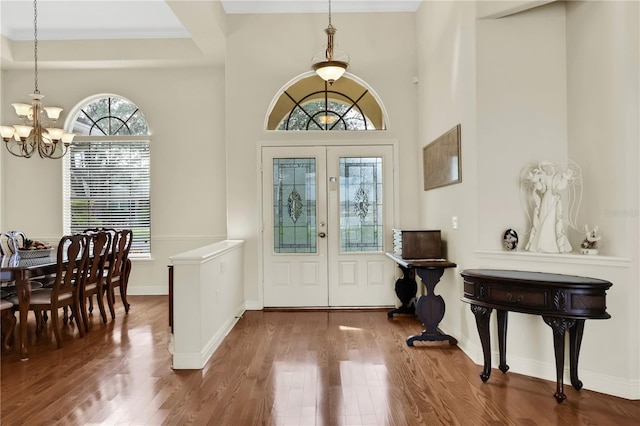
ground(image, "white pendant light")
xmin=311 ymin=0 xmax=349 ymax=85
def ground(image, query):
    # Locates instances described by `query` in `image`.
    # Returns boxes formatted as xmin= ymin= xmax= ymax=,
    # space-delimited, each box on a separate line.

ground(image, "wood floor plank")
xmin=2 ymin=297 xmax=639 ymax=425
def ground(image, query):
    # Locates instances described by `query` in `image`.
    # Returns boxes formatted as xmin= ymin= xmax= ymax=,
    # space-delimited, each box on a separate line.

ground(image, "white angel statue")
xmin=520 ymin=161 xmax=582 ymax=253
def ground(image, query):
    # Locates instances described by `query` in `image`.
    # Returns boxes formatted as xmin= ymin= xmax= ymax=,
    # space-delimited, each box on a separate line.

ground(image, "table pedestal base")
xmin=407 ymin=267 xmax=457 ymax=346
xmin=387 ymin=266 xmax=417 ymax=318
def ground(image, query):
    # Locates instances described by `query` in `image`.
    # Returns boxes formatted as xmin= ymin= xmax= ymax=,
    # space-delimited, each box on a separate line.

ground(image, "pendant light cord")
xmin=33 ymin=0 xmax=39 ymax=94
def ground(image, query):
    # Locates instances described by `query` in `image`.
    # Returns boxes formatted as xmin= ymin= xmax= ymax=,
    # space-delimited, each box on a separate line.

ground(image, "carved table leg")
xmin=388 ymin=266 xmax=417 ymax=318
xmin=406 ymin=267 xmax=457 ymax=346
xmin=543 ymin=316 xmax=576 ymax=403
xmin=471 ymin=304 xmax=493 ymax=382
xmin=569 ymin=319 xmax=585 ymax=390
xmin=497 ymin=309 xmax=509 ymax=373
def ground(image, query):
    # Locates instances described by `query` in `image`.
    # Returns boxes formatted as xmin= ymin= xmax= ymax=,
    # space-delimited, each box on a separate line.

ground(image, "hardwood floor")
xmin=1 ymin=296 xmax=638 ymax=425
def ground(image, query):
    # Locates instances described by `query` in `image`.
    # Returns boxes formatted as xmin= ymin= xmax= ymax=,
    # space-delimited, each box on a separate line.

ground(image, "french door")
xmin=262 ymin=145 xmax=395 ymax=307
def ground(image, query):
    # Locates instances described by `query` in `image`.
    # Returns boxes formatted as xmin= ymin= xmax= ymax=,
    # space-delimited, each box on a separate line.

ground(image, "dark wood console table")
xmin=460 ymin=269 xmax=612 ymax=403
xmin=386 ymin=253 xmax=457 ymax=346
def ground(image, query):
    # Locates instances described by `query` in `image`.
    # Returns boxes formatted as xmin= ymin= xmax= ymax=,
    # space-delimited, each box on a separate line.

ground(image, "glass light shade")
xmin=12 ymin=103 xmax=32 ymax=117
xmin=44 ymin=107 xmax=63 ymax=121
xmin=313 ymin=61 xmax=348 ymax=84
xmin=62 ymin=132 xmax=75 ymax=145
xmin=46 ymin=127 xmax=65 ymax=141
xmin=0 ymin=126 xmax=16 ymax=140
xmin=318 ymin=115 xmax=338 ymax=125
xmin=14 ymin=125 xmax=33 ymax=139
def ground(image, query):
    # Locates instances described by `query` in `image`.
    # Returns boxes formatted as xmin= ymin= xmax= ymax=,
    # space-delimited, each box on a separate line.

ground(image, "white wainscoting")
xmin=170 ymin=240 xmax=245 ymax=369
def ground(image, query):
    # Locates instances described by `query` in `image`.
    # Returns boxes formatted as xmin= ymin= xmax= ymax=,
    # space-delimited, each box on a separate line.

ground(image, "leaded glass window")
xmin=340 ymin=157 xmax=383 ymax=252
xmin=267 ymin=75 xmax=387 ymax=131
xmin=273 ymin=158 xmax=317 ymax=253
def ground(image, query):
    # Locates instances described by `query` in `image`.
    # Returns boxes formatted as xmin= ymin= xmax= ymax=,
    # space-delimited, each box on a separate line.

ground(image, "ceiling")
xmin=0 ymin=0 xmax=422 ymax=69
xmin=0 ymin=1 xmax=422 ymax=42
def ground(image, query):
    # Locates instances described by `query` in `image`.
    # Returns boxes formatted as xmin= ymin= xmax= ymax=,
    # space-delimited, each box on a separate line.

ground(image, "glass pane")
xmin=273 ymin=158 xmax=317 ymax=253
xmin=72 ymin=96 xmax=149 ymax=136
xmin=340 ymin=157 xmax=383 ymax=253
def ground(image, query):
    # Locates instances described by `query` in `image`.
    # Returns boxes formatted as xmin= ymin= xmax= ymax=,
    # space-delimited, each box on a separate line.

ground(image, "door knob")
xmin=318 ymin=232 xmax=326 ymax=238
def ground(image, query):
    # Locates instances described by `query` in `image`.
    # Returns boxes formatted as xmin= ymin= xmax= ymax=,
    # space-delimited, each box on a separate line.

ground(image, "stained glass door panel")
xmin=339 ymin=157 xmax=384 ymax=253
xmin=273 ymin=158 xmax=316 ymax=253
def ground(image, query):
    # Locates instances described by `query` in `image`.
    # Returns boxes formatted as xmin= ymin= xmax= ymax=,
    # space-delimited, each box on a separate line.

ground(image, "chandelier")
xmin=0 ymin=0 xmax=75 ymax=159
xmin=311 ymin=0 xmax=349 ymax=85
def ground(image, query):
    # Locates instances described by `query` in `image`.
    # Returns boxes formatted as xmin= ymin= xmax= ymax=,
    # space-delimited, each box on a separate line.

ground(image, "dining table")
xmin=1 ymin=252 xmax=58 ymax=360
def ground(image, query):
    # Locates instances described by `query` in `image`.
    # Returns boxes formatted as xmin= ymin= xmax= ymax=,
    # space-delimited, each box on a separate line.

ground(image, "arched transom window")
xmin=63 ymin=95 xmax=151 ymax=256
xmin=267 ymin=75 xmax=387 ymax=131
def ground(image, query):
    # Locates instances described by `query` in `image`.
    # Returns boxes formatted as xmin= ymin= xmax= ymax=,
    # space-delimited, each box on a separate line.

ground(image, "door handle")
xmin=318 ymin=232 xmax=326 ymax=238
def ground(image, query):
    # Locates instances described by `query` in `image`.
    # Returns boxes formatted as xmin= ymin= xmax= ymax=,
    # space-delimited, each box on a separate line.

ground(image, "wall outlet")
xmin=452 ymin=216 xmax=459 ymax=229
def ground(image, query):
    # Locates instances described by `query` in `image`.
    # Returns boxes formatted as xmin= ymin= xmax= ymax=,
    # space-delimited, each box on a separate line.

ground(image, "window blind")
xmin=67 ymin=140 xmax=151 ymax=255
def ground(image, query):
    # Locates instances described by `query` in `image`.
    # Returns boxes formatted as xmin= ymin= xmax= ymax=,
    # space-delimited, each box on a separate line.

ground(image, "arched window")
xmin=267 ymin=74 xmax=387 ymax=131
xmin=63 ymin=95 xmax=151 ymax=256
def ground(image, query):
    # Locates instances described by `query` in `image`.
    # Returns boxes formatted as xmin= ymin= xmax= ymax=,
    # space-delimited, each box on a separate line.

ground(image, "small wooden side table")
xmin=386 ymin=253 xmax=457 ymax=346
xmin=460 ymin=268 xmax=612 ymax=402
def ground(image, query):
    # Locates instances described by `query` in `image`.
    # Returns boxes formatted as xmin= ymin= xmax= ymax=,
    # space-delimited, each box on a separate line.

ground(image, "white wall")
xmin=1 ymin=66 xmax=228 ymax=294
xmin=416 ymin=0 xmax=479 ymax=363
xmin=477 ymin=1 xmax=569 ymax=250
xmin=565 ymin=0 xmax=640 ymax=393
xmin=416 ymin=0 xmax=639 ymax=399
xmin=224 ymin=12 xmax=420 ymax=308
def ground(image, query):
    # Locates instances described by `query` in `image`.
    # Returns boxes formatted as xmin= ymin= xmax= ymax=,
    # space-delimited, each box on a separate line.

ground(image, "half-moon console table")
xmin=460 ymin=269 xmax=612 ymax=403
xmin=386 ymin=253 xmax=457 ymax=346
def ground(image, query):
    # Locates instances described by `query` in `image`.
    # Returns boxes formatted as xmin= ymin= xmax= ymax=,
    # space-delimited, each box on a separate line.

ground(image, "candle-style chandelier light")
xmin=311 ymin=0 xmax=350 ymax=85
xmin=1 ymin=0 xmax=75 ymax=159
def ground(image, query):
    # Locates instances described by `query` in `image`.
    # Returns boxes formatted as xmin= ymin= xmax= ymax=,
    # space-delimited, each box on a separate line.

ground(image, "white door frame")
xmin=256 ymin=139 xmax=400 ymax=309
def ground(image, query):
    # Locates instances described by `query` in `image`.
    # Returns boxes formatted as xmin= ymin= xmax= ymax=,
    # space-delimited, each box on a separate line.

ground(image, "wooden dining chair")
xmin=9 ymin=234 xmax=89 ymax=348
xmin=104 ymin=229 xmax=133 ymax=320
xmin=0 ymin=231 xmax=25 ymax=255
xmin=0 ymin=231 xmax=44 ymax=295
xmin=0 ymin=298 xmax=16 ymax=352
xmin=79 ymin=230 xmax=112 ymax=332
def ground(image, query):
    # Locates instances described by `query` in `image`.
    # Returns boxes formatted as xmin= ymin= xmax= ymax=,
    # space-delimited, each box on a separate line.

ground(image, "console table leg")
xmin=471 ymin=304 xmax=493 ymax=382
xmin=569 ymin=319 xmax=585 ymax=390
xmin=406 ymin=267 xmax=457 ymax=346
xmin=543 ymin=316 xmax=576 ymax=403
xmin=497 ymin=309 xmax=509 ymax=373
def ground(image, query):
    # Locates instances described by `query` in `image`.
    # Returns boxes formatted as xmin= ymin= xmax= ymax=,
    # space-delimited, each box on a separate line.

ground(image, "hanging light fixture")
xmin=311 ymin=0 xmax=349 ymax=85
xmin=1 ymin=0 xmax=74 ymax=159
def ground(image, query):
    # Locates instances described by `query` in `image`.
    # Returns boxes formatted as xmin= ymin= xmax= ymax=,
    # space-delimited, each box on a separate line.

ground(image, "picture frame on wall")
xmin=423 ymin=124 xmax=462 ymax=191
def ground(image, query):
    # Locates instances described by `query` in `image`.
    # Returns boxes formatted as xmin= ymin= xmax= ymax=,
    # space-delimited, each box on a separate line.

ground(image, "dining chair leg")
xmin=50 ymin=308 xmax=63 ymax=349
xmin=34 ymin=311 xmax=44 ymax=336
xmin=122 ymin=259 xmax=132 ymax=313
xmin=80 ymin=296 xmax=90 ymax=334
xmin=1 ymin=310 xmax=16 ymax=351
xmin=88 ymin=297 xmax=94 ymax=314
xmin=95 ymin=291 xmax=108 ymax=324
xmin=107 ymin=288 xmax=116 ymax=320
xmin=70 ymin=302 xmax=85 ymax=338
